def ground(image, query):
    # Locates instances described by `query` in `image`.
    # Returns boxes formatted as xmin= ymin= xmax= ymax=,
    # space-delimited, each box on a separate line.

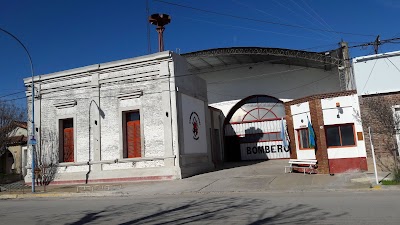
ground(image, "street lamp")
xmin=0 ymin=27 xmax=36 ymax=193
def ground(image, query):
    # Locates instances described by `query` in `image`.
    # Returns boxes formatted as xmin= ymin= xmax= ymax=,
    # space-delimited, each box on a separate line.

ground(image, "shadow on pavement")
xmin=35 ymin=196 xmax=347 ymax=225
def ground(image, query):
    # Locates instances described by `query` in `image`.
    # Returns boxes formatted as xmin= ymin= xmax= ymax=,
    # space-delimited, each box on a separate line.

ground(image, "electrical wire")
xmin=230 ymin=0 xmax=332 ymax=40
xmin=178 ymin=15 xmax=330 ymax=42
xmin=361 ymin=59 xmax=378 ymax=93
xmin=207 ymin=67 xmax=307 ymax=84
xmin=301 ymin=0 xmax=333 ymax=33
xmin=39 ymin=69 xmax=335 ymax=102
xmin=385 ymin=57 xmax=400 ymax=74
xmin=1 ymin=96 xmax=26 ymax=102
xmin=154 ymin=0 xmax=375 ymax=37
xmin=289 ymin=0 xmax=333 ymax=35
xmin=0 ymin=90 xmax=25 ymax=99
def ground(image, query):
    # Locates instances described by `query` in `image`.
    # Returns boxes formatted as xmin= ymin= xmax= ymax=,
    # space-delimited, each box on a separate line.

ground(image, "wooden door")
xmin=63 ymin=127 xmax=74 ymax=162
xmin=127 ymin=120 xmax=141 ymax=158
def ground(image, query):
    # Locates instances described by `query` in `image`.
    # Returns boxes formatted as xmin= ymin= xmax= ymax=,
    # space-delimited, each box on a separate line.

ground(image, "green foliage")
xmin=381 ymin=180 xmax=400 ymax=185
xmin=381 ymin=168 xmax=400 ymax=185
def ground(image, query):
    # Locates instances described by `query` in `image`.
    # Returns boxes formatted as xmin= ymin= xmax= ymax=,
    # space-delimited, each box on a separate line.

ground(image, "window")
xmin=123 ymin=111 xmax=141 ymax=158
xmin=297 ymin=128 xmax=311 ymax=149
xmin=59 ymin=118 xmax=74 ymax=162
xmin=325 ymin=124 xmax=355 ymax=147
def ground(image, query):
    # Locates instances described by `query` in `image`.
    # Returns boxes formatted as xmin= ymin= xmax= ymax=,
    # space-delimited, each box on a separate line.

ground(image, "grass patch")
xmin=381 ymin=180 xmax=400 ymax=185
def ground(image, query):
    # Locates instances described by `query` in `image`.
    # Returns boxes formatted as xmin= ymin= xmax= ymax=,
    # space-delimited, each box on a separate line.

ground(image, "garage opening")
xmin=224 ymin=95 xmax=289 ymax=161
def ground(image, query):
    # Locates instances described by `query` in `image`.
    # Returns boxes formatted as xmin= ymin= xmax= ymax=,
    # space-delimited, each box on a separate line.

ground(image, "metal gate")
xmin=224 ymin=95 xmax=290 ymax=161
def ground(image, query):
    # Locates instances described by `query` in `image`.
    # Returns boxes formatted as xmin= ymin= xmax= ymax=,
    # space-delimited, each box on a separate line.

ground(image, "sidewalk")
xmin=1 ymin=160 xmax=398 ymax=199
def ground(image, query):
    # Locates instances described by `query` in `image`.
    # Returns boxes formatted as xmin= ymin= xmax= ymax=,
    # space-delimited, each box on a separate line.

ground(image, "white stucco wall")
xmin=198 ymin=62 xmax=340 ymax=106
xmin=23 ymin=51 xmax=196 ymax=183
xmin=290 ymin=102 xmax=316 ymax=160
xmin=321 ymin=94 xmax=366 ymax=159
xmin=353 ymin=50 xmax=400 ymax=96
xmin=181 ymin=93 xmax=207 ymax=154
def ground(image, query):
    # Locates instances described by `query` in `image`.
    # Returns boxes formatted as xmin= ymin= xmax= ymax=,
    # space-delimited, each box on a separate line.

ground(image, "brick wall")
xmin=284 ymin=106 xmax=297 ymax=159
xmin=309 ymin=99 xmax=330 ymax=174
xmin=359 ymin=92 xmax=400 ymax=170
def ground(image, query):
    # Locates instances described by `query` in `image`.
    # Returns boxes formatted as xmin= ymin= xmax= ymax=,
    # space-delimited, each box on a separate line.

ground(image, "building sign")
xmin=181 ymin=94 xmax=207 ymax=154
xmin=240 ymin=142 xmax=290 ymax=160
xmin=189 ymin=112 xmax=200 ymax=140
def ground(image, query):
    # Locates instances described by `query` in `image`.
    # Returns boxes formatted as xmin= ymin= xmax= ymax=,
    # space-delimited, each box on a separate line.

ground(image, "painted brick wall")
xmin=285 ymin=90 xmax=359 ymax=174
xmin=309 ymin=99 xmax=330 ymax=174
xmin=284 ymin=106 xmax=297 ymax=159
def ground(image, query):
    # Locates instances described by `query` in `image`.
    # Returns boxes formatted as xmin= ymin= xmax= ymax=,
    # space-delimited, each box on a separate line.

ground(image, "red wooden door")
xmin=127 ymin=120 xmax=141 ymax=158
xmin=63 ymin=127 xmax=74 ymax=162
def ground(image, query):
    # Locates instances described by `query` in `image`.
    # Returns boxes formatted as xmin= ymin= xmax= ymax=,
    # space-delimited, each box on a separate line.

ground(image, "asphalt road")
xmin=1 ymin=190 xmax=399 ymax=225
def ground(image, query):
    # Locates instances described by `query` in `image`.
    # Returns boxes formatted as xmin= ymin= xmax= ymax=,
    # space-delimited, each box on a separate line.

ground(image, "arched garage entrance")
xmin=224 ymin=95 xmax=290 ymax=161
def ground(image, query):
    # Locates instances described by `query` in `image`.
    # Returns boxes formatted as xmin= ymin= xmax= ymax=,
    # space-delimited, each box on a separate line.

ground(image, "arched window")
xmin=226 ymin=95 xmax=285 ymax=124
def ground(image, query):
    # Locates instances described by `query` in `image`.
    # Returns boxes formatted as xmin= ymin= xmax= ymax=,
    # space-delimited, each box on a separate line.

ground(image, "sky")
xmin=1 ymin=0 xmax=400 ymax=108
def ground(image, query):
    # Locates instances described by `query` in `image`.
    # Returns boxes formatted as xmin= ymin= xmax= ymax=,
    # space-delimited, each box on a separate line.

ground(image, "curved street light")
xmin=0 ymin=27 xmax=36 ymax=193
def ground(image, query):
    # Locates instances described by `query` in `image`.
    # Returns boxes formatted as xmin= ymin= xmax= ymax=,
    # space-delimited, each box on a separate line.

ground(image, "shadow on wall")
xmin=34 ymin=196 xmax=348 ymax=225
xmin=224 ymin=125 xmax=265 ymax=162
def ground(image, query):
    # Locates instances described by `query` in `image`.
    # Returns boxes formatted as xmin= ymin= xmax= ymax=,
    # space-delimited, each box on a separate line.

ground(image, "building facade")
xmin=0 ymin=122 xmax=27 ymax=177
xmin=24 ymin=52 xmax=214 ymax=184
xmin=353 ymin=50 xmax=400 ymax=170
xmin=182 ymin=46 xmax=360 ymax=171
xmin=285 ymin=91 xmax=367 ymax=174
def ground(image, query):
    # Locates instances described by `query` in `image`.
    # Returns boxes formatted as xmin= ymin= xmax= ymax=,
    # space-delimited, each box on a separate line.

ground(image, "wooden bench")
xmin=285 ymin=159 xmax=318 ymax=175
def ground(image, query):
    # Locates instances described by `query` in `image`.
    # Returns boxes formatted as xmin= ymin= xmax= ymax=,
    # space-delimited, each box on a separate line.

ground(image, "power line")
xmin=348 ymin=37 xmax=400 ymax=54
xmin=207 ymin=68 xmax=307 ymax=84
xmin=386 ymin=57 xmax=400 ymax=74
xmin=38 ymin=68 xmax=336 ymax=101
xmin=230 ymin=0 xmax=332 ymax=40
xmin=361 ymin=59 xmax=378 ymax=93
xmin=299 ymin=0 xmax=337 ymax=36
xmin=1 ymin=96 xmax=26 ymax=102
xmin=0 ymin=90 xmax=25 ymax=99
xmin=178 ymin=15 xmax=330 ymax=42
xmin=154 ymin=0 xmax=375 ymax=37
xmin=289 ymin=0 xmax=334 ymax=37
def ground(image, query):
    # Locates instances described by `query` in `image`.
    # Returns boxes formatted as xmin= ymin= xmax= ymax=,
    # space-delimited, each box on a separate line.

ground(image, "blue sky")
xmin=1 ymin=0 xmax=399 ymax=108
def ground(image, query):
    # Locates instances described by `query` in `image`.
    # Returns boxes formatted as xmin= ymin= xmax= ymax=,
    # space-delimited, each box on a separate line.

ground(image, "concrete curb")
xmin=3 ymin=185 xmax=399 ymax=200
xmin=0 ymin=192 xmax=116 ymax=199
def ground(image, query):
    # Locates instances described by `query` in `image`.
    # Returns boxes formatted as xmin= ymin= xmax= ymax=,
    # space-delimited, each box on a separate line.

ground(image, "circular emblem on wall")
xmin=189 ymin=112 xmax=201 ymax=140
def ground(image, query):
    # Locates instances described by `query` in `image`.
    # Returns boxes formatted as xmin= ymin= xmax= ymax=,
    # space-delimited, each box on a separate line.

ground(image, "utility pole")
xmin=338 ymin=41 xmax=353 ymax=90
xmin=373 ymin=35 xmax=380 ymax=54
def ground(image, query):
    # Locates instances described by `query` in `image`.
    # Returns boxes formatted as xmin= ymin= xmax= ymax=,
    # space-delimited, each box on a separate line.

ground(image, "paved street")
xmin=1 ymin=160 xmax=398 ymax=224
xmin=1 ymin=191 xmax=400 ymax=225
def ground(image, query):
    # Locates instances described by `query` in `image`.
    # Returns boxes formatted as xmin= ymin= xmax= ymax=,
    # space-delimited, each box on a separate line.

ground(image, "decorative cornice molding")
xmin=54 ymin=100 xmax=77 ymax=109
xmin=117 ymin=90 xmax=143 ymax=100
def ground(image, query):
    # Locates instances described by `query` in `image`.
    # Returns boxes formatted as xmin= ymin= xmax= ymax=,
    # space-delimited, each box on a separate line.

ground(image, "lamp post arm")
xmin=0 ymin=27 xmax=35 ymax=193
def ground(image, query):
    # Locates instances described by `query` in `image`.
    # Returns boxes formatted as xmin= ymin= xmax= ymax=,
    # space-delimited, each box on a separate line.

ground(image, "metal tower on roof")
xmin=149 ymin=13 xmax=171 ymax=52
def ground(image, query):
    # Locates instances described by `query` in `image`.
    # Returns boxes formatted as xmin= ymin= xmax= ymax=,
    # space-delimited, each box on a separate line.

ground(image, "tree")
xmin=35 ymin=128 xmax=59 ymax=188
xmin=0 ymin=100 xmax=25 ymax=157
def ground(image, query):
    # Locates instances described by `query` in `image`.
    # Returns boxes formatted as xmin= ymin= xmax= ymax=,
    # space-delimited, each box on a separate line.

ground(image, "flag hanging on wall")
xmin=308 ymin=119 xmax=316 ymax=149
xmin=280 ymin=117 xmax=289 ymax=147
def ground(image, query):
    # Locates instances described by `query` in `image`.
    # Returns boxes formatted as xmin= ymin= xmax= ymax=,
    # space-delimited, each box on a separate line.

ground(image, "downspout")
xmin=168 ymin=58 xmax=181 ymax=178
xmin=87 ymin=100 xmax=94 ymax=184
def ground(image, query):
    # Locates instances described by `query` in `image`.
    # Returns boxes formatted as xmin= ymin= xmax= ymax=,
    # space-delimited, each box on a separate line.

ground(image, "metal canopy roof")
xmin=182 ymin=47 xmax=342 ymax=71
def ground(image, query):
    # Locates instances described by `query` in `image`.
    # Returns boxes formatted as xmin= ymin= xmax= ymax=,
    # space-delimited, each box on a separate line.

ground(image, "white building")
xmin=24 ymin=51 xmax=215 ymax=184
xmin=24 ymin=45 xmax=367 ymax=185
xmin=181 ymin=46 xmax=367 ymax=173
